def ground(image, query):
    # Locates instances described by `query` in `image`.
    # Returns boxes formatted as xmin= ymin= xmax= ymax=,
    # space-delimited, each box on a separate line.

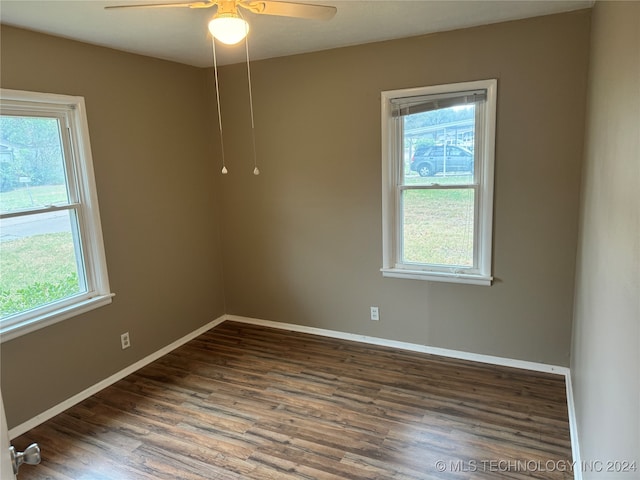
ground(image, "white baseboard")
xmin=564 ymin=370 xmax=583 ymax=480
xmin=8 ymin=315 xmax=226 ymax=440
xmin=225 ymin=314 xmax=570 ymax=376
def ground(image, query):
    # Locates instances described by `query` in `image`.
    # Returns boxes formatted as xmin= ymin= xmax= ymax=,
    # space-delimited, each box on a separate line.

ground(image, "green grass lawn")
xmin=402 ymin=187 xmax=475 ymax=267
xmin=0 ymin=184 xmax=68 ymax=213
xmin=1 ymin=184 xmax=81 ymax=317
xmin=0 ymin=233 xmax=81 ymax=318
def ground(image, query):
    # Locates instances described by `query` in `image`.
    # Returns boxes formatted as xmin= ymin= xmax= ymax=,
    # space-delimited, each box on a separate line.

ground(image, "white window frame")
xmin=381 ymin=79 xmax=497 ymax=286
xmin=0 ymin=89 xmax=113 ymax=341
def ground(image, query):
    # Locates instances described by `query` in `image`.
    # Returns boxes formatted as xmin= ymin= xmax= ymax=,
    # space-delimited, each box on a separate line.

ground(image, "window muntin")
xmin=0 ymin=90 xmax=113 ymax=340
xmin=381 ymin=80 xmax=497 ymax=285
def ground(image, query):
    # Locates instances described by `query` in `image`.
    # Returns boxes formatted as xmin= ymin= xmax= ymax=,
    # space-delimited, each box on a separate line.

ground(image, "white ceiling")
xmin=0 ymin=0 xmax=593 ymax=67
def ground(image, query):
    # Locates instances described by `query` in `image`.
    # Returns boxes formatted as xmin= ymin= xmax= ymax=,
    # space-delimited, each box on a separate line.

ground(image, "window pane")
xmin=0 ymin=115 xmax=70 ymax=214
xmin=401 ymin=188 xmax=475 ymax=267
xmin=0 ymin=210 xmax=85 ymax=319
xmin=403 ymin=105 xmax=475 ymax=186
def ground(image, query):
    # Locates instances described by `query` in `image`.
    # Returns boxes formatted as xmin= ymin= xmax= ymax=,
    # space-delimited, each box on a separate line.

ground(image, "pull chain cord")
xmin=211 ymin=38 xmax=228 ymax=174
xmin=242 ymin=16 xmax=259 ymax=176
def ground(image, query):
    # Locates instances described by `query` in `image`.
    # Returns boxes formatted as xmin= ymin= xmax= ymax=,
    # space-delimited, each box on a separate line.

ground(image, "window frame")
xmin=380 ymin=79 xmax=497 ymax=285
xmin=0 ymin=89 xmax=113 ymax=341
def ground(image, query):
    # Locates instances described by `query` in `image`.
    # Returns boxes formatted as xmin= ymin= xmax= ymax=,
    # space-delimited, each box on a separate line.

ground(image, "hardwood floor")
xmin=13 ymin=322 xmax=573 ymax=479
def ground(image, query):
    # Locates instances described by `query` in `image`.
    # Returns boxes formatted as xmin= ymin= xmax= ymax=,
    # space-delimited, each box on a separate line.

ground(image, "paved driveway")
xmin=0 ymin=211 xmax=70 ymax=243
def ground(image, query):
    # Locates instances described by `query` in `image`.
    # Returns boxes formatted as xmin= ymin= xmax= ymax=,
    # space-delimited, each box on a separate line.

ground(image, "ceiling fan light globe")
xmin=208 ymin=15 xmax=249 ymax=45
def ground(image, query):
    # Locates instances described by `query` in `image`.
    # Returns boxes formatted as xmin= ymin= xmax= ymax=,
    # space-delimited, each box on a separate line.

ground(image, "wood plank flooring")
xmin=13 ymin=321 xmax=573 ymax=479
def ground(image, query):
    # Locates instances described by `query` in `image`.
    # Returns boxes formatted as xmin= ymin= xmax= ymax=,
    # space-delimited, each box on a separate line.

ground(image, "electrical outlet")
xmin=370 ymin=306 xmax=380 ymax=321
xmin=120 ymin=332 xmax=131 ymax=350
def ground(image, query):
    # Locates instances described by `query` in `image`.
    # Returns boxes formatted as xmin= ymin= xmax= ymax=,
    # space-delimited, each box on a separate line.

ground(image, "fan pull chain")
xmin=243 ymin=24 xmax=260 ymax=176
xmin=211 ymin=38 xmax=228 ymax=174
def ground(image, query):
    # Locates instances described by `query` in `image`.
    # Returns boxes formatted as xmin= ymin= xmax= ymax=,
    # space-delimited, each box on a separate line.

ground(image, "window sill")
xmin=381 ymin=268 xmax=493 ymax=286
xmin=0 ymin=293 xmax=115 ymax=343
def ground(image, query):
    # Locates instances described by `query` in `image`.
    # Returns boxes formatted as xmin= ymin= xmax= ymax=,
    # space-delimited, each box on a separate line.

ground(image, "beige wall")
xmin=218 ymin=11 xmax=590 ymax=366
xmin=0 ymin=26 xmax=226 ymax=428
xmin=571 ymin=1 xmax=640 ymax=471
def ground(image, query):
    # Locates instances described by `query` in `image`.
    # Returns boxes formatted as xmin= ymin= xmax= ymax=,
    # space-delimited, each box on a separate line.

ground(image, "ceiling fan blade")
xmin=105 ymin=1 xmax=215 ymax=10
xmin=239 ymin=1 xmax=336 ymax=20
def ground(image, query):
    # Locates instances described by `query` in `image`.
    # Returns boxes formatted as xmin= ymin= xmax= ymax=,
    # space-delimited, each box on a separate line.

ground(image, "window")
xmin=381 ymin=79 xmax=497 ymax=285
xmin=0 ymin=89 xmax=113 ymax=340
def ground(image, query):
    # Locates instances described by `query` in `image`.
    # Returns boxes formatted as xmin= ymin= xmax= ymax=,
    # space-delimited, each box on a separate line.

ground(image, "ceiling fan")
xmin=106 ymin=0 xmax=337 ymax=44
